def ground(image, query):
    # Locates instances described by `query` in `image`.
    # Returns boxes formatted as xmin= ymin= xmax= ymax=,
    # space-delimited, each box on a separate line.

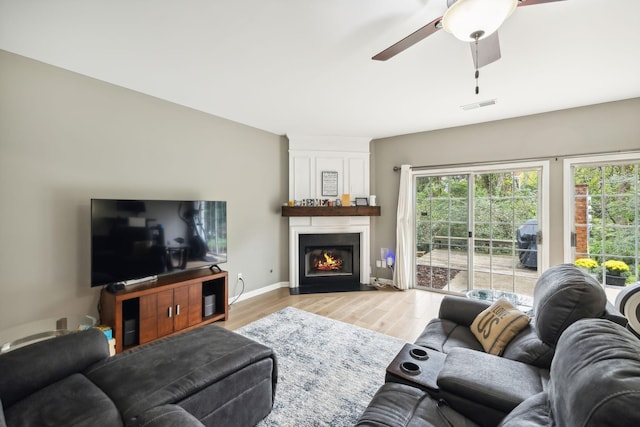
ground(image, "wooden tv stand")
xmin=99 ymin=268 xmax=228 ymax=354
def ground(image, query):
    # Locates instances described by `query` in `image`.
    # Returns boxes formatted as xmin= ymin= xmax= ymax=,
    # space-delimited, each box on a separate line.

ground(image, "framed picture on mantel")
xmin=355 ymin=197 xmax=368 ymax=206
xmin=321 ymin=171 xmax=338 ymax=196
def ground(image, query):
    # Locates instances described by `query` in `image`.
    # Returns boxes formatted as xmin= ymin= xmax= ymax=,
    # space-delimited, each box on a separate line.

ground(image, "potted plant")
xmin=604 ymin=260 xmax=630 ymax=286
xmin=574 ymin=258 xmax=599 ymax=274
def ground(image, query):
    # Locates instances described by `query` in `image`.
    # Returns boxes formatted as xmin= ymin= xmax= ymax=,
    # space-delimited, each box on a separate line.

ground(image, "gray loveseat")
xmin=417 ymin=263 xmax=627 ymax=369
xmin=357 ymin=263 xmax=637 ymax=427
xmin=358 ymin=317 xmax=640 ymax=427
xmin=0 ymin=324 xmax=277 ymax=427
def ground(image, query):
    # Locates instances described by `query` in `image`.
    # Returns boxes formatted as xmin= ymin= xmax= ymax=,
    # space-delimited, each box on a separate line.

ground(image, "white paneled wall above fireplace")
xmin=287 ymin=135 xmax=371 ymax=201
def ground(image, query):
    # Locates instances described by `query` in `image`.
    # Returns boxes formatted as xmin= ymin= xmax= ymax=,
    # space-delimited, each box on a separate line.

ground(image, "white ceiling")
xmin=1 ymin=0 xmax=639 ymax=139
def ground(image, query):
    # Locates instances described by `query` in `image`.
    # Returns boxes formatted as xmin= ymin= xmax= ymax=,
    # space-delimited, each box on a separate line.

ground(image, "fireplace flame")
xmin=314 ymin=251 xmax=343 ymax=271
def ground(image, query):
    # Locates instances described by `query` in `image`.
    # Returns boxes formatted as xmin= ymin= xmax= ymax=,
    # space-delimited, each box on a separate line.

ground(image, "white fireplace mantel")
xmin=288 ymin=217 xmax=371 ymax=288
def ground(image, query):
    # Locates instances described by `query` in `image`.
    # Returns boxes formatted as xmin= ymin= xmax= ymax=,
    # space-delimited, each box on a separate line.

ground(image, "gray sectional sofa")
xmin=357 ymin=263 xmax=640 ymax=427
xmin=358 ymin=318 xmax=640 ymax=427
xmin=0 ymin=324 xmax=277 ymax=427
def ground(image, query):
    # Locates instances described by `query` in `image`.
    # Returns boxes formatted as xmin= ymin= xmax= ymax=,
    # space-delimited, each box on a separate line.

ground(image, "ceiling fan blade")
xmin=372 ymin=16 xmax=443 ymax=61
xmin=517 ymin=0 xmax=567 ymax=7
xmin=470 ymin=32 xmax=501 ymax=69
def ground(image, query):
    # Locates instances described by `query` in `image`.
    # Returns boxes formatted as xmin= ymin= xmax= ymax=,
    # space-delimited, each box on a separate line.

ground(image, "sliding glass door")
xmin=472 ymin=170 xmax=540 ymax=296
xmin=415 ymin=175 xmax=470 ymax=291
xmin=415 ymin=162 xmax=547 ymax=296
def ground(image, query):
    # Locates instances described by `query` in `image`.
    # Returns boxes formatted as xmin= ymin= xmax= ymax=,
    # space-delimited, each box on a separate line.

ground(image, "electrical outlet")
xmin=237 ymin=273 xmax=243 ymax=280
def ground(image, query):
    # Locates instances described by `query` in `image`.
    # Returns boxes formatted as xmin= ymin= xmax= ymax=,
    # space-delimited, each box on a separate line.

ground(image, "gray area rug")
xmin=235 ymin=307 xmax=406 ymax=426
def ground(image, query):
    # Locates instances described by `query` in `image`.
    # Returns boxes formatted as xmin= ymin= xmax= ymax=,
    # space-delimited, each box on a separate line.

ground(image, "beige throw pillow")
xmin=471 ymin=298 xmax=531 ymax=356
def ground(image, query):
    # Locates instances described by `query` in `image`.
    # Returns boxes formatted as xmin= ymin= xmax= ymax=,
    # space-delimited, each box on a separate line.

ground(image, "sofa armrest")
xmin=438 ymin=296 xmax=491 ymax=327
xmin=0 ymin=328 xmax=109 ymax=407
xmin=437 ymin=348 xmax=549 ymax=413
xmin=129 ymin=404 xmax=205 ymax=427
xmin=356 ymin=383 xmax=479 ymax=427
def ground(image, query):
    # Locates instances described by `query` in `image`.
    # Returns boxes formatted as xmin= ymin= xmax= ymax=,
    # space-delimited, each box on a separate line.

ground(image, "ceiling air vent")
xmin=461 ymin=99 xmax=496 ymax=111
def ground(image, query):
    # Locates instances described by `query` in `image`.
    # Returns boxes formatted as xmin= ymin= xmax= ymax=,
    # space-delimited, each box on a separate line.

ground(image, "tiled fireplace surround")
xmin=287 ymin=135 xmax=372 ymax=292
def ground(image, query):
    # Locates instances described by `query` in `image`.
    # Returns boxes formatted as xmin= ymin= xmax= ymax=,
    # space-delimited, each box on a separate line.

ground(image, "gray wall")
xmin=371 ymin=98 xmax=640 ymax=279
xmin=2 ymin=47 xmax=639 ymax=330
xmin=0 ymin=50 xmax=289 ymax=329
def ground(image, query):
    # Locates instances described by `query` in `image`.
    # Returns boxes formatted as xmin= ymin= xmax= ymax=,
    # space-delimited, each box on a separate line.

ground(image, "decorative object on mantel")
xmin=355 ymin=197 xmax=368 ymax=206
xmin=321 ymin=171 xmax=338 ymax=197
xmin=341 ymin=193 xmax=351 ymax=206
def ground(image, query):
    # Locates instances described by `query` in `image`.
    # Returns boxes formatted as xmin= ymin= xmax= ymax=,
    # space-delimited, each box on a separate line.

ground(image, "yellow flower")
xmin=604 ymin=260 xmax=630 ymax=273
xmin=574 ymin=258 xmax=598 ymax=270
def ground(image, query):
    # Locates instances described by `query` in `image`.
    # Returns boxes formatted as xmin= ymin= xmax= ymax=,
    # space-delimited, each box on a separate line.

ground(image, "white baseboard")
xmin=228 ymin=278 xmax=396 ymax=304
xmin=229 ymin=281 xmax=290 ymax=304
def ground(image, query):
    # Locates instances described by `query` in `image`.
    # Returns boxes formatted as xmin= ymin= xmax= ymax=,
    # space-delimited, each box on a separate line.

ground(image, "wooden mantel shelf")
xmin=281 ymin=206 xmax=381 ymax=217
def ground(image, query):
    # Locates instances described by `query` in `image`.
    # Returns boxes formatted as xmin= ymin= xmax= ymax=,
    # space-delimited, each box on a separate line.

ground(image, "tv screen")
xmin=91 ymin=199 xmax=227 ymax=287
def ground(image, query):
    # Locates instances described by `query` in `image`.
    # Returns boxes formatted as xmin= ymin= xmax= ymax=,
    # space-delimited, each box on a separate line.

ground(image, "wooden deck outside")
xmin=416 ymin=248 xmax=622 ymax=303
xmin=417 ymin=248 xmax=539 ymax=296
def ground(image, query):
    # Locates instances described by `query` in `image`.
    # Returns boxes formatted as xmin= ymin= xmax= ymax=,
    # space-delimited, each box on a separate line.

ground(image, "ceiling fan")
xmin=373 ymin=0 xmax=567 ymax=69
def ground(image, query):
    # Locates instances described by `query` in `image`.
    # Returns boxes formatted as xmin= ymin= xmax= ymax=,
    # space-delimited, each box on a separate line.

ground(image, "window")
xmin=564 ymin=153 xmax=640 ymax=288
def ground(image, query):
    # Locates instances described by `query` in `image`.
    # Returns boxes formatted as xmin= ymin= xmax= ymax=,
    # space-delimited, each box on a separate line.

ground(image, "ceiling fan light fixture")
xmin=442 ymin=0 xmax=518 ymax=42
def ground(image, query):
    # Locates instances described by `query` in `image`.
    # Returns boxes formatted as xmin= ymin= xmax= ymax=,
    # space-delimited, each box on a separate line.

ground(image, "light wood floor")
xmin=218 ymin=286 xmax=446 ymax=342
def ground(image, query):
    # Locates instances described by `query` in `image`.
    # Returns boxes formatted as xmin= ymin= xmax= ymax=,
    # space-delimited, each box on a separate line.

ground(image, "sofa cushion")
xmin=178 ymin=357 xmax=276 ymax=427
xmin=0 ymin=328 xmax=109 ymax=407
xmin=416 ymin=319 xmax=485 ymax=354
xmin=500 ymin=326 xmax=554 ymax=368
xmin=533 ymin=263 xmax=606 ymax=347
xmin=3 ymin=373 xmax=122 ymax=427
xmin=470 ymin=299 xmax=531 ymax=356
xmin=548 ymin=318 xmax=640 ymax=426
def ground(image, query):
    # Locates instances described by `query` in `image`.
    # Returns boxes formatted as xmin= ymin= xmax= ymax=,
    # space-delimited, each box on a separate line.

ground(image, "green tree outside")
xmin=575 ymin=163 xmax=639 ymax=283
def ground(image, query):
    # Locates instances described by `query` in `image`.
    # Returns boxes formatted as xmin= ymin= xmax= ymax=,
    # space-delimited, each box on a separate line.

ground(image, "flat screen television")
xmin=91 ymin=199 xmax=227 ymax=287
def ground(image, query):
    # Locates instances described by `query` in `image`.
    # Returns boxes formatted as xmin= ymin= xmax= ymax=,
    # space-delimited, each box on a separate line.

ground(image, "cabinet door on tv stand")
xmin=156 ymin=289 xmax=175 ymax=337
xmin=139 ymin=294 xmax=159 ymax=345
xmin=174 ymin=283 xmax=203 ymax=330
xmin=187 ymin=283 xmax=203 ymax=326
xmin=173 ymin=286 xmax=190 ymax=331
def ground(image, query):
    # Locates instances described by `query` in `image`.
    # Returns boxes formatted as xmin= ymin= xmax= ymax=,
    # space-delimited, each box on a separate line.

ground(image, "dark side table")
xmin=385 ymin=343 xmax=446 ymax=393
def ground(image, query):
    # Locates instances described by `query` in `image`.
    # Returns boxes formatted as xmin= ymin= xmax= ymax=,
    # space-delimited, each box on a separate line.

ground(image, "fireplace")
xmin=295 ymin=233 xmax=363 ymax=293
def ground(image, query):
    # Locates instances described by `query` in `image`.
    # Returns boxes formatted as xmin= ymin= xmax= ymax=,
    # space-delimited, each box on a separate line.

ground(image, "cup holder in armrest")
xmin=386 ymin=344 xmax=446 ymax=391
xmin=400 ymin=361 xmax=421 ymax=375
xmin=409 ymin=347 xmax=429 ymax=360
